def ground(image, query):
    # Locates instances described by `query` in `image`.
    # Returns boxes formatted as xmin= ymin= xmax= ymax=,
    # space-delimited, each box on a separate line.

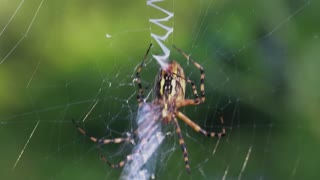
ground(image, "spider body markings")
xmin=154 ymin=60 xmax=186 ymax=124
xmin=73 ymin=44 xmax=226 ymax=173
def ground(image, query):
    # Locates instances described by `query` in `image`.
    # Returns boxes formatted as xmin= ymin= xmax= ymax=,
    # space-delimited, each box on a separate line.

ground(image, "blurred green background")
xmin=1 ymin=0 xmax=319 ymax=179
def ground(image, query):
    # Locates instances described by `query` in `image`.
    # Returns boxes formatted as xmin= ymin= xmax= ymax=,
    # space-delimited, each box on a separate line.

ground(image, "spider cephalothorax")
xmin=154 ymin=61 xmax=186 ymax=124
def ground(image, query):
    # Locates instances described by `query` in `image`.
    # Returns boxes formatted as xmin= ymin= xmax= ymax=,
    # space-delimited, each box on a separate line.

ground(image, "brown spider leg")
xmin=173 ymin=115 xmax=191 ymax=173
xmin=72 ymin=119 xmax=133 ymax=145
xmin=173 ymin=45 xmax=206 ymax=102
xmin=171 ymin=72 xmax=200 ymax=104
xmin=135 ymin=43 xmax=152 ymax=106
xmin=73 ymin=119 xmax=135 ymax=168
xmin=176 ymin=111 xmax=226 ymax=138
xmin=100 ymin=124 xmax=159 ymax=169
xmin=186 ymin=78 xmax=201 ymax=104
xmin=100 ymin=153 xmax=134 ymax=168
xmin=176 ymin=98 xmax=200 ymax=108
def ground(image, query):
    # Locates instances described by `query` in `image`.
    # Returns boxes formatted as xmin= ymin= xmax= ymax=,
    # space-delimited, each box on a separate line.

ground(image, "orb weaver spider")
xmin=73 ymin=44 xmax=226 ymax=173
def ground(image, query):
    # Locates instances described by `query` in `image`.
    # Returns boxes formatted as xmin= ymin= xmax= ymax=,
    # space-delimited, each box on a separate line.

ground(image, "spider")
xmin=73 ymin=44 xmax=226 ymax=173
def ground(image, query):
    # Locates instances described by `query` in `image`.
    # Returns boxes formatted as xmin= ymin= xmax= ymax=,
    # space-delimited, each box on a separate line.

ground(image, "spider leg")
xmin=186 ymin=78 xmax=201 ymax=104
xmin=135 ymin=43 xmax=152 ymax=106
xmin=99 ymin=122 xmax=159 ymax=169
xmin=173 ymin=115 xmax=191 ymax=173
xmin=173 ymin=45 xmax=205 ymax=103
xmin=176 ymin=98 xmax=201 ymax=108
xmin=176 ymin=111 xmax=226 ymax=138
xmin=100 ymin=152 xmax=134 ymax=168
xmin=73 ymin=119 xmax=137 ymax=168
xmin=72 ymin=119 xmax=134 ymax=145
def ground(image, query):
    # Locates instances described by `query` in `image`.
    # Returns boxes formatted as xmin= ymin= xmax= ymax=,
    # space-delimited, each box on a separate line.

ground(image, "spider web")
xmin=1 ymin=0 xmax=319 ymax=179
